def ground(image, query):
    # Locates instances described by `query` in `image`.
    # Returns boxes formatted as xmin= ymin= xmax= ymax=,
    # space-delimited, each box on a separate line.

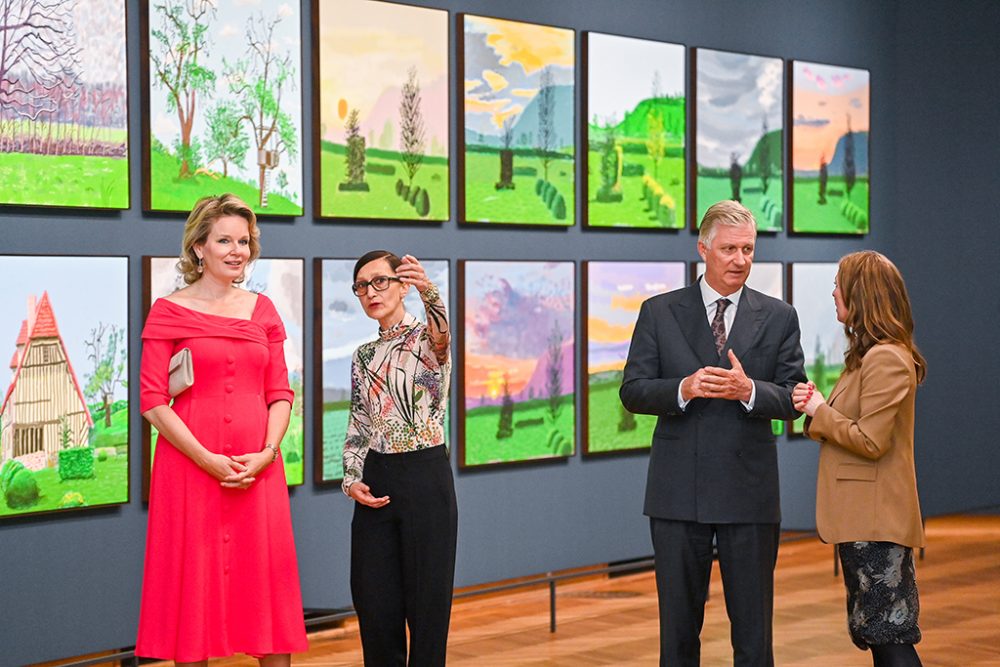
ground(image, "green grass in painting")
xmin=464 ymin=151 xmax=575 ymax=225
xmin=319 ymin=145 xmax=448 ymax=220
xmin=0 ymin=455 xmax=128 ymax=517
xmin=149 ymin=147 xmax=301 ymax=215
xmin=696 ymin=174 xmax=783 ymax=232
xmin=463 ymin=396 xmax=574 ymax=466
xmin=90 ymin=408 xmax=129 ymax=448
xmin=792 ymin=362 xmax=844 ymax=434
xmin=0 ymin=153 xmax=128 ymax=208
xmin=587 ymin=377 xmax=654 ymax=453
xmin=792 ymin=178 xmax=869 ymax=234
xmin=320 ymin=401 xmax=452 ymax=483
xmin=586 ymin=149 xmax=685 ymax=228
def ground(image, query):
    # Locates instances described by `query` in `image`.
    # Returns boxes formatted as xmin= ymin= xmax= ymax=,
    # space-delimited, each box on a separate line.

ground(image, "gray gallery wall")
xmin=1 ymin=0 xmax=996 ymax=663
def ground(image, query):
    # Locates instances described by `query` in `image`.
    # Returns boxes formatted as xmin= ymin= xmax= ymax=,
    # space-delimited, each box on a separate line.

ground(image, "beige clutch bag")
xmin=168 ymin=347 xmax=194 ymax=397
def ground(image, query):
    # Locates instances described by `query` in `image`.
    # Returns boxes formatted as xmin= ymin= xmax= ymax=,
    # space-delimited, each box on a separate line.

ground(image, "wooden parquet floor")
xmin=93 ymin=514 xmax=1000 ymax=667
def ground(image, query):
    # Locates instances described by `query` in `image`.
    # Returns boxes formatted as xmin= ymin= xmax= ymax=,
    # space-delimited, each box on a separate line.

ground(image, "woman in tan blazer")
xmin=793 ymin=251 xmax=926 ymax=667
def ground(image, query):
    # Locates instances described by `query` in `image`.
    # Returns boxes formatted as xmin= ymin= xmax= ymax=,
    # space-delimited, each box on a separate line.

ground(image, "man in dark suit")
xmin=620 ymin=200 xmax=805 ymax=667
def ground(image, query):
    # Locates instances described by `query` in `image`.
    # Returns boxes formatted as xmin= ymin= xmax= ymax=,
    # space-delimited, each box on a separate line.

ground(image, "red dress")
xmin=136 ymin=295 xmax=308 ymax=661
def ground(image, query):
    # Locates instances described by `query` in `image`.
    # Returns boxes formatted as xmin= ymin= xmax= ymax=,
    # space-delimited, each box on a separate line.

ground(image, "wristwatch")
xmin=420 ymin=282 xmax=441 ymax=303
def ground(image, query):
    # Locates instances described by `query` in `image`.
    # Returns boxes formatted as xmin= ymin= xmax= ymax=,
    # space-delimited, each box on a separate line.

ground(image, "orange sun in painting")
xmin=338 ymin=98 xmax=348 ymax=120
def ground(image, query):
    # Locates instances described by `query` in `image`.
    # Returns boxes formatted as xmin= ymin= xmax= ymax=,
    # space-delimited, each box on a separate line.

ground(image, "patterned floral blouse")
xmin=342 ymin=288 xmax=450 ymax=494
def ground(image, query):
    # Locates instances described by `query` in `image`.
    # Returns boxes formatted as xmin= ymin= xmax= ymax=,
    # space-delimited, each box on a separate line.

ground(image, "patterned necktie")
xmin=711 ymin=298 xmax=731 ymax=355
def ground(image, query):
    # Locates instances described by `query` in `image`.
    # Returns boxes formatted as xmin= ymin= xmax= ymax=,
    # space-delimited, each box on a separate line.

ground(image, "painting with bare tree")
xmin=0 ymin=0 xmax=129 ymax=209
xmin=143 ymin=0 xmax=303 ymax=215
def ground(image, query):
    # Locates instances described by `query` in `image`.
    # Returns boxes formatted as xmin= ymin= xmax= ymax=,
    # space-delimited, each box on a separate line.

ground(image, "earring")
xmin=197 ymin=256 xmax=204 ymax=273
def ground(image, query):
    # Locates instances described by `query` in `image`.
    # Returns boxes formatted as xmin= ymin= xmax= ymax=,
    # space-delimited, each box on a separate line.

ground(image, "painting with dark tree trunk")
xmin=0 ymin=0 xmax=129 ymax=209
xmin=143 ymin=0 xmax=303 ymax=215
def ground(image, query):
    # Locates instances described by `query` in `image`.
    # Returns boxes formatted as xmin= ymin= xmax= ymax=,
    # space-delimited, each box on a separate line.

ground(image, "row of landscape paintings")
xmin=1 ymin=254 xmax=841 ymax=519
xmin=0 ymin=0 xmax=869 ymax=235
xmin=0 ymin=254 xmax=842 ymax=518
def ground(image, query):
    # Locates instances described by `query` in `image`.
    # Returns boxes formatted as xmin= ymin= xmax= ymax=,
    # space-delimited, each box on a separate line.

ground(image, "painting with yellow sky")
xmin=316 ymin=0 xmax=448 ymax=221
xmin=791 ymin=61 xmax=870 ymax=234
xmin=460 ymin=15 xmax=575 ymax=226
xmin=460 ymin=261 xmax=575 ymax=466
xmin=584 ymin=262 xmax=684 ymax=454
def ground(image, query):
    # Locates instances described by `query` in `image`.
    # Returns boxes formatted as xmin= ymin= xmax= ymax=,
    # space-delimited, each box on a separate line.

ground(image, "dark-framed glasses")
xmin=352 ymin=275 xmax=401 ymax=297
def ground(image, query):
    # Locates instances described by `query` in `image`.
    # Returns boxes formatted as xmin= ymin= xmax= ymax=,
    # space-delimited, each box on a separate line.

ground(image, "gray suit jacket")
xmin=620 ymin=281 xmax=805 ymax=524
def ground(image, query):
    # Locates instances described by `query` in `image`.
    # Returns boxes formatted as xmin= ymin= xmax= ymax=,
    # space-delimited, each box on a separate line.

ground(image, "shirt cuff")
xmin=741 ymin=380 xmax=757 ymax=412
xmin=677 ymin=379 xmax=689 ymax=412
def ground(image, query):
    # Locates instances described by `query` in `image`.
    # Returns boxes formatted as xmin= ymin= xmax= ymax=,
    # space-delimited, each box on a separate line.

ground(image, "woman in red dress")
xmin=137 ymin=194 xmax=308 ymax=665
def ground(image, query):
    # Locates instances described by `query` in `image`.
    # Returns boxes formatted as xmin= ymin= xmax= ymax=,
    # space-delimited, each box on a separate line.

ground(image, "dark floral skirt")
xmin=838 ymin=541 xmax=922 ymax=650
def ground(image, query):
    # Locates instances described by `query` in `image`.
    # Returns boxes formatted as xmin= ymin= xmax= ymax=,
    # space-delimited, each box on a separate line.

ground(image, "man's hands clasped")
xmin=681 ymin=350 xmax=754 ymax=403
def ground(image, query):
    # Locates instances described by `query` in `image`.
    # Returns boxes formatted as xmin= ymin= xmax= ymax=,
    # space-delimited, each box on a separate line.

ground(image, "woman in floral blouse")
xmin=343 ymin=250 xmax=456 ymax=667
xmin=794 ymin=251 xmax=926 ymax=667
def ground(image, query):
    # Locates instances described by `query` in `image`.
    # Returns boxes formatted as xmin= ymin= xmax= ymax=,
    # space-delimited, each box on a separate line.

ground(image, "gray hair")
xmin=698 ymin=200 xmax=757 ymax=248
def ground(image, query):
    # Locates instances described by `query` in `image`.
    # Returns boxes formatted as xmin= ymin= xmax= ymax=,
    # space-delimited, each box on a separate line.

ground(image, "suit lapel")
xmin=722 ymin=287 xmax=768 ymax=365
xmin=670 ymin=283 xmax=719 ymax=367
xmin=826 ymin=372 xmax=851 ymax=405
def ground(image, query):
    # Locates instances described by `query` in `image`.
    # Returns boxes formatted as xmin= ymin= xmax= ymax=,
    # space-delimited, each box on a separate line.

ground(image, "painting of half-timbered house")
xmin=0 ymin=255 xmax=130 ymax=518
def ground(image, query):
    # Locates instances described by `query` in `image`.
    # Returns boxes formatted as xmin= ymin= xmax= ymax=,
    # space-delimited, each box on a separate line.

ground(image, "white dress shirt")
xmin=677 ymin=277 xmax=757 ymax=411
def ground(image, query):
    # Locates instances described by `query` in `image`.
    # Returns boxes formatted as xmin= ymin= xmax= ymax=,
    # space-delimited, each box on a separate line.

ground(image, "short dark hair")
xmin=353 ymin=250 xmax=402 ymax=282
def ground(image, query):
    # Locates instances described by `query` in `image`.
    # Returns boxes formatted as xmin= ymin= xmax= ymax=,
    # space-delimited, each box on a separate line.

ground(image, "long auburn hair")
xmin=837 ymin=251 xmax=926 ymax=383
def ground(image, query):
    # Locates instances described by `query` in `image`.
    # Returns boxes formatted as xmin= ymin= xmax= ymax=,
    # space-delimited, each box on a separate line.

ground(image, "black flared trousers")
xmin=351 ymin=446 xmax=458 ymax=667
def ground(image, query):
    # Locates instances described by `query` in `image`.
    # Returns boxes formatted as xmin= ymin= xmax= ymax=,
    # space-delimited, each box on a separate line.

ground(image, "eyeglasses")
xmin=351 ymin=275 xmax=402 ymax=297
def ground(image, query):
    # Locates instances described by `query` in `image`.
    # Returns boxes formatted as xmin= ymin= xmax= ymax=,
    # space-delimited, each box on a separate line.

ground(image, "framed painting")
xmin=314 ymin=0 xmax=449 ymax=222
xmin=141 ymin=0 xmax=304 ymax=215
xmin=315 ymin=258 xmax=450 ymax=484
xmin=694 ymin=48 xmax=783 ymax=232
xmin=790 ymin=61 xmax=870 ymax=234
xmin=459 ymin=260 xmax=575 ymax=467
xmin=583 ymin=261 xmax=685 ymax=455
xmin=0 ymin=1 xmax=129 ymax=209
xmin=0 ymin=255 xmax=129 ymax=518
xmin=142 ymin=257 xmax=305 ymax=494
xmin=788 ymin=262 xmax=844 ymax=434
xmin=584 ymin=33 xmax=685 ymax=229
xmin=459 ymin=15 xmax=575 ymax=226
xmin=695 ymin=261 xmax=786 ymax=436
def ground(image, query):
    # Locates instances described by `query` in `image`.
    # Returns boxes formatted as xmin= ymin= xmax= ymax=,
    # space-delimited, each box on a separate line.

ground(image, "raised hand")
xmin=396 ymin=254 xmax=430 ymax=293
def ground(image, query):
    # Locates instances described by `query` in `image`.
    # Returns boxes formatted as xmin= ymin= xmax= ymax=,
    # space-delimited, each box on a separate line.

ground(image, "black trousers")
xmin=650 ymin=518 xmax=781 ymax=667
xmin=351 ymin=446 xmax=458 ymax=667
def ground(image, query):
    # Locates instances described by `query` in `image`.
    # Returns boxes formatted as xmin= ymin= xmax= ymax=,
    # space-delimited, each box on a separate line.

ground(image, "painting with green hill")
xmin=0 ymin=256 xmax=129 ymax=518
xmin=789 ymin=263 xmax=844 ymax=434
xmin=0 ymin=1 xmax=128 ymax=209
xmin=585 ymin=33 xmax=685 ymax=229
xmin=460 ymin=261 xmax=575 ymax=466
xmin=316 ymin=0 xmax=448 ymax=221
xmin=146 ymin=257 xmax=306 ymax=487
xmin=695 ymin=49 xmax=783 ymax=231
xmin=318 ymin=259 xmax=450 ymax=483
xmin=585 ymin=262 xmax=685 ymax=454
xmin=791 ymin=61 xmax=870 ymax=234
xmin=461 ymin=16 xmax=575 ymax=226
xmin=143 ymin=0 xmax=303 ymax=215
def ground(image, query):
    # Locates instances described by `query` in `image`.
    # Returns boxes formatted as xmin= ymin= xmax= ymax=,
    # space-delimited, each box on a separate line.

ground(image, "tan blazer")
xmin=805 ymin=343 xmax=924 ymax=548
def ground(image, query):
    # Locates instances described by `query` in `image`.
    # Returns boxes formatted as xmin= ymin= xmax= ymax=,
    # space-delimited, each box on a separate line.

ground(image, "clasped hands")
xmin=682 ymin=350 xmax=753 ymax=402
xmin=201 ymin=449 xmax=274 ymax=490
xmin=792 ymin=381 xmax=826 ymax=416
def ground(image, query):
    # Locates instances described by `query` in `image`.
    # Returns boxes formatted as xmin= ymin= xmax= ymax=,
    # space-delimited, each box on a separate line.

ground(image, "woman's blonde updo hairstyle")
xmin=177 ymin=193 xmax=261 ymax=285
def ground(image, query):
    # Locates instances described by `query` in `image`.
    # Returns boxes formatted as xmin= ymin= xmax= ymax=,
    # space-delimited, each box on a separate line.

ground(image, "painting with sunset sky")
xmin=315 ymin=0 xmax=448 ymax=221
xmin=585 ymin=33 xmax=685 ymax=229
xmin=459 ymin=261 xmax=575 ymax=466
xmin=791 ymin=61 xmax=870 ymax=234
xmin=316 ymin=259 xmax=450 ymax=483
xmin=460 ymin=15 xmax=575 ymax=226
xmin=584 ymin=262 xmax=685 ymax=454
